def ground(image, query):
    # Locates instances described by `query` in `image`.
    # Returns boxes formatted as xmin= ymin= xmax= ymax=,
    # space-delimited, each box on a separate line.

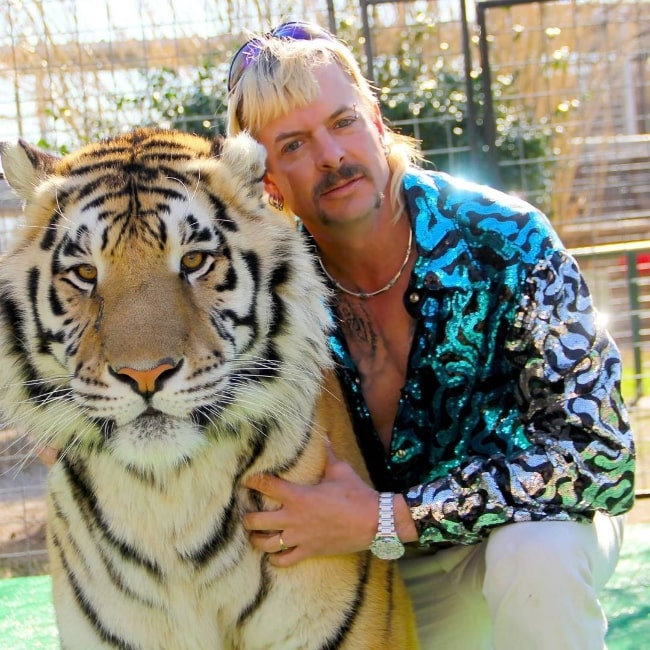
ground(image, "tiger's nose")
xmin=114 ymin=360 xmax=181 ymax=396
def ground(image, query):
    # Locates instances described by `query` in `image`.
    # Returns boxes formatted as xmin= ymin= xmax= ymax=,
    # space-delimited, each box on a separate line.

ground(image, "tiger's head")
xmin=0 ymin=129 xmax=331 ymax=472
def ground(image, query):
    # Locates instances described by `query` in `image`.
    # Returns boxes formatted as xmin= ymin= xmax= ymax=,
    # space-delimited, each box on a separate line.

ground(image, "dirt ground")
xmin=0 ymin=429 xmax=49 ymax=577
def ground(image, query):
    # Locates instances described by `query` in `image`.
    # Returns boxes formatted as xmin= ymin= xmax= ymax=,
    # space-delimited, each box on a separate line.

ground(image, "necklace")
xmin=318 ymin=227 xmax=413 ymax=299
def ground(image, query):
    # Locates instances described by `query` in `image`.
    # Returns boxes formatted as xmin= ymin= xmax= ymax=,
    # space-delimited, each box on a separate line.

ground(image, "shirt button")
xmin=409 ymin=292 xmax=420 ymax=303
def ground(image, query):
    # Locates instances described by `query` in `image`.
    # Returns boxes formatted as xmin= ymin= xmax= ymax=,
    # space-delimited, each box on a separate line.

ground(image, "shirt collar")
xmin=403 ymin=168 xmax=486 ymax=291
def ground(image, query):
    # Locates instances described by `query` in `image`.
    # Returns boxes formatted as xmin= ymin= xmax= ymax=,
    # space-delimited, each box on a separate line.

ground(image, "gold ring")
xmin=278 ymin=533 xmax=287 ymax=552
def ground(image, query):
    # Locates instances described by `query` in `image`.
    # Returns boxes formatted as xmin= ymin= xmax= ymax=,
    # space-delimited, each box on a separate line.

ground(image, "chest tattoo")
xmin=337 ymin=298 xmax=378 ymax=356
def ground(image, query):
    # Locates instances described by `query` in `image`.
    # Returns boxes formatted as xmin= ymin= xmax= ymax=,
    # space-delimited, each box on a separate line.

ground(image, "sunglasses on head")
xmin=227 ymin=21 xmax=336 ymax=92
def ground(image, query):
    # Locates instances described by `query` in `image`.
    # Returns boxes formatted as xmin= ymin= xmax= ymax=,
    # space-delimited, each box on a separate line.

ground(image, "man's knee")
xmin=484 ymin=519 xmax=598 ymax=596
xmin=481 ymin=518 xmax=619 ymax=649
xmin=484 ymin=515 xmax=623 ymax=596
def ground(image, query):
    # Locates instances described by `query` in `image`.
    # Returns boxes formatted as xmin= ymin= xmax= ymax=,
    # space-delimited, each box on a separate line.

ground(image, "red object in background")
xmin=618 ymin=253 xmax=650 ymax=275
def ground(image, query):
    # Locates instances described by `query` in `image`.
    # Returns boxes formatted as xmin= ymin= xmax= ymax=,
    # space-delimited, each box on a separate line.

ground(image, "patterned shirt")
xmin=325 ymin=168 xmax=635 ymax=548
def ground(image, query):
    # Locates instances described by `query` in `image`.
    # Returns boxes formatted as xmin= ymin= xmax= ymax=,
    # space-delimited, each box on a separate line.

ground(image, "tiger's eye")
xmin=75 ymin=264 xmax=97 ymax=282
xmin=181 ymin=251 xmax=206 ymax=272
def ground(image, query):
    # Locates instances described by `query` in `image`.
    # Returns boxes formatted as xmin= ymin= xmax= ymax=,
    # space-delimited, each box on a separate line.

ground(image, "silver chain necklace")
xmin=317 ymin=228 xmax=413 ymax=299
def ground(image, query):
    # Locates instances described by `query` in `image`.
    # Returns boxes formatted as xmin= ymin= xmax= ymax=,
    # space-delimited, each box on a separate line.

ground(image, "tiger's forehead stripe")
xmin=207 ymin=194 xmax=238 ymax=232
xmin=57 ymin=131 xmax=214 ymax=171
xmin=61 ymin=225 xmax=91 ymax=258
xmin=181 ymin=217 xmax=217 ymax=245
xmin=78 ymin=181 xmax=188 ymax=214
xmin=56 ymin=167 xmax=216 ymax=259
xmin=44 ymin=134 xmax=238 ymax=252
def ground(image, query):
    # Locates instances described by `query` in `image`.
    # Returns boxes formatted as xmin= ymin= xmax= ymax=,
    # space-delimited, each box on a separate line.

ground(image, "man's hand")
xmin=35 ymin=445 xmax=59 ymax=467
xmin=243 ymin=447 xmax=420 ymax=566
xmin=243 ymin=448 xmax=379 ymax=567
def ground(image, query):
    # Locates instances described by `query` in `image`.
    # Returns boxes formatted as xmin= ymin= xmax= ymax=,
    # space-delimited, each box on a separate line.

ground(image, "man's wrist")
xmin=393 ymin=493 xmax=419 ymax=544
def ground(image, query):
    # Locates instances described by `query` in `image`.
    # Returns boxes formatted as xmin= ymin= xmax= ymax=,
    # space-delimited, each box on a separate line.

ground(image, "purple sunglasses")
xmin=227 ymin=21 xmax=336 ymax=92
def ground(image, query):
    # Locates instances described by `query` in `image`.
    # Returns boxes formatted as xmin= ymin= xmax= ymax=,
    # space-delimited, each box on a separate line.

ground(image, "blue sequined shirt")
xmin=325 ymin=168 xmax=635 ymax=548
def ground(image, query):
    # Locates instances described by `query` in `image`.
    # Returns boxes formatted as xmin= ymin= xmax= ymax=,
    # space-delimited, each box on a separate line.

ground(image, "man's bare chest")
xmin=336 ymin=295 xmax=415 ymax=447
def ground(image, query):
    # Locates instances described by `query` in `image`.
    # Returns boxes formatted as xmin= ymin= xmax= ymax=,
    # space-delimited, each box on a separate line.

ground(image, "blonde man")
xmin=227 ymin=22 xmax=633 ymax=649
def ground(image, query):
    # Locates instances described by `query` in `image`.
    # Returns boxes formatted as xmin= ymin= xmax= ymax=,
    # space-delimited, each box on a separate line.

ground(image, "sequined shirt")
xmin=325 ymin=168 xmax=635 ymax=548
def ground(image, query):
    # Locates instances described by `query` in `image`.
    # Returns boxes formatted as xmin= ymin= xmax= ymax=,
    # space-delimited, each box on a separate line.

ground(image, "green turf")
xmin=0 ymin=573 xmax=57 ymax=648
xmin=1 ymin=524 xmax=648 ymax=649
xmin=601 ymin=523 xmax=650 ymax=650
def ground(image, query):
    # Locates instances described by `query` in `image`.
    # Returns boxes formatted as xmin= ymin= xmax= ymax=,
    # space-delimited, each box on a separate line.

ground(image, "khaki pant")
xmin=399 ymin=513 xmax=624 ymax=650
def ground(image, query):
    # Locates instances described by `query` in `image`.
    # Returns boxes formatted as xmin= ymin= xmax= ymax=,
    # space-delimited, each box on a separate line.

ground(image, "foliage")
xmin=374 ymin=54 xmax=553 ymax=206
xmin=114 ymin=61 xmax=229 ymax=139
xmin=34 ymin=60 xmax=229 ymax=155
xmin=150 ymin=61 xmax=229 ymax=138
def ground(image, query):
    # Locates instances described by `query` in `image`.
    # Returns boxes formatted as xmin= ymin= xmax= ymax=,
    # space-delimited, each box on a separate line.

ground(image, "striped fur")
xmin=0 ymin=129 xmax=417 ymax=649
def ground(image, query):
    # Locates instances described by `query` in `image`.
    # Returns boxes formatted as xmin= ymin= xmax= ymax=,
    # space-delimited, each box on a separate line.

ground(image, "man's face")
xmin=256 ymin=63 xmax=390 ymax=231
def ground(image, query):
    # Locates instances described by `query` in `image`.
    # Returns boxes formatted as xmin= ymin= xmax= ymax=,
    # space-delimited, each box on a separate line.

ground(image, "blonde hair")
xmin=227 ymin=35 xmax=422 ymax=218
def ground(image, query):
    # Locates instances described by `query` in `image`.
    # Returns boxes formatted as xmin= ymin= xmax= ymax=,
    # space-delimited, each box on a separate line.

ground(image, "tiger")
xmin=0 ymin=128 xmax=418 ymax=650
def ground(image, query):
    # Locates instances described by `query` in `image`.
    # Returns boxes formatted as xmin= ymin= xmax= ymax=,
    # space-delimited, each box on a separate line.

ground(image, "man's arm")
xmin=405 ymin=249 xmax=635 ymax=547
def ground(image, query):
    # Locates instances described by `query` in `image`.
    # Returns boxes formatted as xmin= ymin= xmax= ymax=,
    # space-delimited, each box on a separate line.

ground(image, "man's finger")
xmin=325 ymin=440 xmax=338 ymax=460
xmin=244 ymin=473 xmax=286 ymax=496
xmin=35 ymin=445 xmax=59 ymax=467
xmin=243 ymin=509 xmax=284 ymax=532
xmin=267 ymin=545 xmax=303 ymax=568
xmin=248 ymin=530 xmax=285 ymax=552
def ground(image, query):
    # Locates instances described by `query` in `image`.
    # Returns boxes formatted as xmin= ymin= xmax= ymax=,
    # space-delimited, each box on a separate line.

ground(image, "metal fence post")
xmin=627 ymin=251 xmax=644 ymax=402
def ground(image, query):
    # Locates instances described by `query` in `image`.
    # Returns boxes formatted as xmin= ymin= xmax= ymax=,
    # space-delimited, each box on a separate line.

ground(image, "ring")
xmin=278 ymin=533 xmax=287 ymax=552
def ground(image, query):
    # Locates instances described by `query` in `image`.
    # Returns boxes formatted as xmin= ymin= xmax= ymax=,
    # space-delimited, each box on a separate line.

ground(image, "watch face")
xmin=370 ymin=535 xmax=405 ymax=560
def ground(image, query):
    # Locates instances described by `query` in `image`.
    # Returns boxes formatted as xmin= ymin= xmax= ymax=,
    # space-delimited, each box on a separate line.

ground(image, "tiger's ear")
xmin=0 ymin=139 xmax=58 ymax=201
xmin=209 ymin=135 xmax=225 ymax=158
xmin=217 ymin=132 xmax=267 ymax=189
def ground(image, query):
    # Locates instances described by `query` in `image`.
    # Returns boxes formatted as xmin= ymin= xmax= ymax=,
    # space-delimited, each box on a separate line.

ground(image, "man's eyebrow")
xmin=273 ymin=105 xmax=357 ymax=144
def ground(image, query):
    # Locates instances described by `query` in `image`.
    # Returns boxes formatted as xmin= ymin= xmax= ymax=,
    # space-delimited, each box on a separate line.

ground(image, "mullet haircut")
xmin=227 ymin=36 xmax=422 ymax=219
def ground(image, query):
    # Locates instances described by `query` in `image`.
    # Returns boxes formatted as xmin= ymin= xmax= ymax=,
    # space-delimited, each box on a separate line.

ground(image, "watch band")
xmin=378 ymin=492 xmax=397 ymax=534
xmin=369 ymin=492 xmax=405 ymax=560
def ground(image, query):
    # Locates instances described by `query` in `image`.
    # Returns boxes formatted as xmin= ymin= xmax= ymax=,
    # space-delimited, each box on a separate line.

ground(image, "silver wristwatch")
xmin=369 ymin=492 xmax=405 ymax=560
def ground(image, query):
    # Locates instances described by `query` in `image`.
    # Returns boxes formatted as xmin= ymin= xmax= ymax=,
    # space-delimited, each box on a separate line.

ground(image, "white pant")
xmin=398 ymin=513 xmax=624 ymax=650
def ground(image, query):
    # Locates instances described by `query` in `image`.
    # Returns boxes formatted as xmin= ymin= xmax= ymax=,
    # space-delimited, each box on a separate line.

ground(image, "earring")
xmin=268 ymin=195 xmax=284 ymax=211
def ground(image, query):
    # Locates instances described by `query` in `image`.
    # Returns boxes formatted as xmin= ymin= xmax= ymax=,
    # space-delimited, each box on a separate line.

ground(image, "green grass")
xmin=619 ymin=349 xmax=650 ymax=405
xmin=621 ymin=373 xmax=650 ymax=405
xmin=602 ymin=524 xmax=650 ymax=649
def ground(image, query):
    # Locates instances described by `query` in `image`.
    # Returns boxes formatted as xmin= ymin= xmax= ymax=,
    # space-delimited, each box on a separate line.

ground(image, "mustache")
xmin=314 ymin=164 xmax=370 ymax=196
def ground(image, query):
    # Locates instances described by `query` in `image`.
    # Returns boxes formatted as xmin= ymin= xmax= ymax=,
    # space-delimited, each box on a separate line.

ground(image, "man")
xmin=227 ymin=22 xmax=635 ymax=648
